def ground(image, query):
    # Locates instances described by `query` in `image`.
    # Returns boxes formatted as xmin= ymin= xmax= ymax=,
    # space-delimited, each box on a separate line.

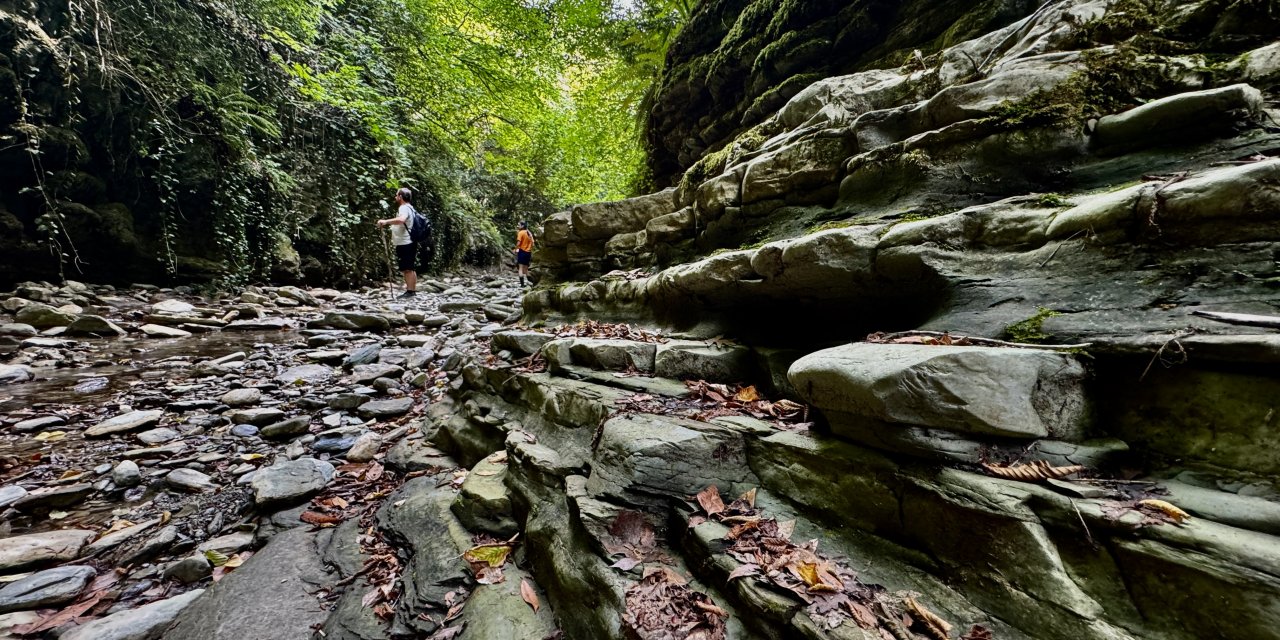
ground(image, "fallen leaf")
xmin=610 ymin=557 xmax=640 ymax=572
xmin=727 ymin=564 xmax=759 ymax=581
xmin=982 ymin=460 xmax=1084 ymax=481
xmin=733 ymin=386 xmax=760 ymax=403
xmin=204 ymin=549 xmax=230 ymax=567
xmin=1138 ymin=499 xmax=1191 ymax=523
xmin=301 ymin=511 xmax=343 ymax=526
xmin=520 ymin=578 xmax=540 ymax=612
xmin=48 ymin=511 xmax=69 ymax=520
xmin=464 ymin=544 xmax=512 ymax=568
xmin=34 ymin=431 xmax=66 ymax=442
xmin=696 ymin=485 xmax=726 ymax=516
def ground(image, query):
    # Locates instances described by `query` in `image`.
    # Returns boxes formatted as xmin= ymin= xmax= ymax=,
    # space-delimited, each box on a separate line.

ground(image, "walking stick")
xmin=381 ymin=226 xmax=395 ymax=299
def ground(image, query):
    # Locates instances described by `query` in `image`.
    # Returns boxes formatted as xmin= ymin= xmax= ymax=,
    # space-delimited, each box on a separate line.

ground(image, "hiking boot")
xmin=396 ymin=290 xmax=416 ymax=299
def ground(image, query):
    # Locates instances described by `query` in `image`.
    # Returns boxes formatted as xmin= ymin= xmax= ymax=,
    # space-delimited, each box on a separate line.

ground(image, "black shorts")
xmin=516 ymin=250 xmax=532 ymax=266
xmin=395 ymin=243 xmax=417 ymax=271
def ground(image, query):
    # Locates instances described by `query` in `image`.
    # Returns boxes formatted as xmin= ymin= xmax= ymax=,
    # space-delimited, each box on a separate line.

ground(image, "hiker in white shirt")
xmin=376 ymin=187 xmax=418 ymax=298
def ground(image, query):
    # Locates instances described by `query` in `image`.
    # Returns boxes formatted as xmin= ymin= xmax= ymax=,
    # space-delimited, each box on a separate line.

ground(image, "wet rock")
xmin=14 ymin=302 xmax=75 ymax=329
xmin=275 ymin=365 xmax=332 ymax=386
xmin=653 ymin=340 xmax=754 ymax=382
xmin=230 ymin=424 xmax=260 ymax=438
xmin=790 ymin=344 xmax=1091 ymax=440
xmin=163 ymin=554 xmax=212 ymax=583
xmin=452 ymin=454 xmax=517 ymax=537
xmin=240 ymin=291 xmax=270 ymax=305
xmin=112 ymin=461 xmax=141 ymax=487
xmin=421 ymin=315 xmax=449 ymax=328
xmin=326 ymin=393 xmax=368 ymax=410
xmin=13 ymin=416 xmax=64 ymax=432
xmin=457 ymin=564 xmax=557 ymax=640
xmin=196 ymin=532 xmax=254 ymax=555
xmin=165 ymin=469 xmax=218 ymax=492
xmin=0 ymin=365 xmax=33 ymax=385
xmin=250 ymin=458 xmax=335 ymax=507
xmin=259 ymin=416 xmax=311 ymax=440
xmin=137 ymin=427 xmax=180 ymax=445
xmin=0 ymin=530 xmax=96 ymax=572
xmin=277 ymin=286 xmax=318 ymax=306
xmin=0 ymin=565 xmax=95 ymax=613
xmin=397 ymin=334 xmax=433 ymax=348
xmin=357 ymin=397 xmax=413 ymax=420
xmin=0 ymin=324 xmax=36 ymax=337
xmin=87 ymin=519 xmax=159 ymax=553
xmin=0 ymin=486 xmax=28 ymax=508
xmin=225 ymin=317 xmax=294 ymax=331
xmin=1092 ymin=84 xmax=1263 ymax=151
xmin=164 ymin=527 xmax=333 ymax=640
xmin=85 ymin=410 xmax=163 ymax=437
xmin=385 ymin=439 xmax=452 ymax=473
xmin=491 ymin=330 xmax=553 ymax=356
xmin=65 ymin=315 xmax=126 ymax=337
xmin=19 ymin=336 xmax=70 ymax=349
xmin=343 ymin=343 xmax=382 ymax=367
xmin=152 ymin=299 xmax=196 ymax=314
xmin=350 ymin=363 xmax=403 ymax=384
xmin=219 ymin=388 xmax=262 ymax=407
xmin=59 ymin=588 xmax=204 ymax=640
xmin=139 ymin=324 xmax=192 ymax=338
xmin=228 ymin=408 xmax=286 ymax=426
xmin=345 ymin=432 xmax=382 ymax=462
xmin=118 ymin=526 xmax=178 ymax=566
xmin=311 ymin=427 xmax=362 ymax=454
xmin=12 ymin=483 xmax=94 ymax=512
xmin=319 ymin=311 xmax=390 ymax=332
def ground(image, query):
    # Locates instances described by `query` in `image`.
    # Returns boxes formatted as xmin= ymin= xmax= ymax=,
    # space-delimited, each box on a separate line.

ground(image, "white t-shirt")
xmin=392 ymin=204 xmax=412 ymax=246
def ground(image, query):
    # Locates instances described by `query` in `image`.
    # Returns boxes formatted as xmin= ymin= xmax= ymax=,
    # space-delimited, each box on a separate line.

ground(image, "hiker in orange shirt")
xmin=513 ymin=221 xmax=535 ymax=287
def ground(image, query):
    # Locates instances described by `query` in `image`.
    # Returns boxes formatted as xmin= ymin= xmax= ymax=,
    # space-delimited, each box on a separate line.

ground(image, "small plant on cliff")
xmin=1005 ymin=307 xmax=1061 ymax=343
xmin=1035 ymin=193 xmax=1073 ymax=208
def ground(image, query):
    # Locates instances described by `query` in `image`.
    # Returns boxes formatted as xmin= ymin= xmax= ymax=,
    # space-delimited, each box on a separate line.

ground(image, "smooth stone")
xmin=85 ymin=410 xmax=164 ymax=437
xmin=163 ymin=555 xmax=212 ymax=583
xmin=219 ymin=388 xmax=262 ymax=407
xmin=0 ymin=530 xmax=96 ymax=572
xmin=12 ymin=484 xmax=94 ymax=512
xmin=345 ymin=432 xmax=382 ymax=462
xmin=86 ymin=519 xmax=159 ymax=553
xmin=0 ymin=486 xmax=28 ymax=509
xmin=13 ymin=416 xmax=64 ymax=432
xmin=165 ymin=469 xmax=218 ymax=492
xmin=196 ymin=532 xmax=254 ymax=555
xmin=112 ymin=461 xmax=142 ymax=487
xmin=311 ymin=428 xmax=362 ymax=454
xmin=0 ymin=365 xmax=33 ymax=385
xmin=326 ymin=393 xmax=369 ymax=410
xmin=139 ymin=324 xmax=193 ymax=339
xmin=228 ymin=408 xmax=286 ymax=426
xmin=357 ymin=397 xmax=414 ymax=420
xmin=0 ymin=565 xmax=96 ymax=613
xmin=275 ymin=365 xmax=333 ymax=386
xmin=230 ymin=424 xmax=260 ymax=438
xmin=65 ymin=315 xmax=126 ymax=337
xmin=260 ymin=416 xmax=311 ymax=440
xmin=59 ymin=589 xmax=204 ymax=640
xmin=397 ymin=335 xmax=433 ymax=348
xmin=152 ymin=299 xmax=196 ymax=314
xmin=0 ymin=324 xmax=37 ymax=337
xmin=250 ymin=458 xmax=335 ymax=507
xmin=349 ymin=364 xmax=403 ymax=384
xmin=343 ymin=343 xmax=382 ymax=367
xmin=136 ymin=427 xmax=180 ymax=445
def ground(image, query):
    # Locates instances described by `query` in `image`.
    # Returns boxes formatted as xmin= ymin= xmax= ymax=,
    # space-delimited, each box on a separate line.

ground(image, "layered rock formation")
xmin=427 ymin=1 xmax=1280 ymax=638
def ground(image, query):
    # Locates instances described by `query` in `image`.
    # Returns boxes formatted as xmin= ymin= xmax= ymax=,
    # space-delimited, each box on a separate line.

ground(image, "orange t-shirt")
xmin=516 ymin=229 xmax=534 ymax=252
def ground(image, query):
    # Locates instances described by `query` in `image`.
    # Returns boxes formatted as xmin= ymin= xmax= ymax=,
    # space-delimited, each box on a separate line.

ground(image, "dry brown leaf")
xmin=905 ymin=597 xmax=952 ymax=640
xmin=738 ymin=487 xmax=757 ymax=508
xmin=696 ymin=485 xmax=726 ymax=516
xmin=733 ymin=386 xmax=760 ymax=403
xmin=982 ymin=460 xmax=1084 ymax=482
xmin=1138 ymin=499 xmax=1191 ymax=523
xmin=520 ymin=578 xmax=540 ymax=612
xmin=301 ymin=511 xmax=343 ymax=526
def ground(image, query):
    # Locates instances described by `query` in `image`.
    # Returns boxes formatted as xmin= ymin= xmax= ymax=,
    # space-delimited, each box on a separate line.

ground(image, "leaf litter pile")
xmin=692 ymin=485 xmax=993 ymax=640
xmin=604 ymin=381 xmax=810 ymax=446
xmin=547 ymin=320 xmax=667 ymax=343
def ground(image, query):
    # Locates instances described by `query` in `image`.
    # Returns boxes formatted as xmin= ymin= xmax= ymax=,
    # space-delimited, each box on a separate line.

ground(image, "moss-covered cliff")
xmin=644 ymin=0 xmax=1044 ymax=186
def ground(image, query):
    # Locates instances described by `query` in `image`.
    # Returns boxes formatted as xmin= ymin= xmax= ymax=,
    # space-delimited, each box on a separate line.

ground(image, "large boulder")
xmin=14 ymin=302 xmax=75 ymax=329
xmin=790 ymin=343 xmax=1091 ymax=440
xmin=0 ymin=565 xmax=95 ymax=613
xmin=65 ymin=315 xmax=126 ymax=337
xmin=570 ymin=188 xmax=678 ymax=241
xmin=0 ymin=530 xmax=95 ymax=572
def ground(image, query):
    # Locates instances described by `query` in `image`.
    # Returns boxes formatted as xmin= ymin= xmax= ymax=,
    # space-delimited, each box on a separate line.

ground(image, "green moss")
xmin=1004 ymin=307 xmax=1061 ymax=343
xmin=806 ymin=219 xmax=855 ymax=233
xmin=1035 ymin=193 xmax=1073 ymax=208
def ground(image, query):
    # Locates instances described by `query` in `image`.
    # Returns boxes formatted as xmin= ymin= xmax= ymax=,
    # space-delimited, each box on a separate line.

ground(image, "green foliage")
xmin=1005 ymin=307 xmax=1061 ymax=343
xmin=1035 ymin=193 xmax=1073 ymax=208
xmin=22 ymin=0 xmax=685 ymax=285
